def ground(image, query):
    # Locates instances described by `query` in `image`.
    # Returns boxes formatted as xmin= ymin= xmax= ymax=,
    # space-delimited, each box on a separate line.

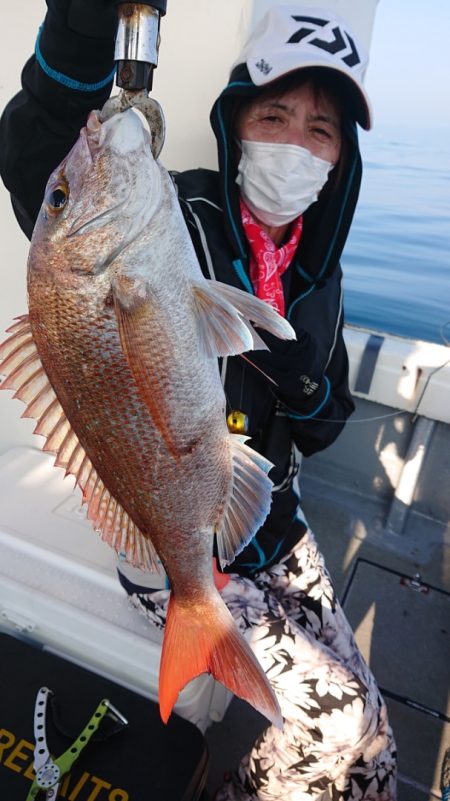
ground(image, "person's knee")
xmin=318 ymin=688 xmax=382 ymax=757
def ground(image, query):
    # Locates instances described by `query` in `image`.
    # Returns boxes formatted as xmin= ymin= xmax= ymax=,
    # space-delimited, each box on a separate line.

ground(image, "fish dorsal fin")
xmin=215 ymin=434 xmax=274 ymax=568
xmin=0 ymin=315 xmax=159 ymax=572
xmin=192 ymin=279 xmax=296 ymax=358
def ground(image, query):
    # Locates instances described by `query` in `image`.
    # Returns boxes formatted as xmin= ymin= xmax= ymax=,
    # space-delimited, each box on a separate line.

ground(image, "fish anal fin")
xmin=159 ymin=592 xmax=282 ymax=729
xmin=192 ymin=280 xmax=296 ymax=359
xmin=215 ymin=435 xmax=274 ymax=568
xmin=0 ymin=314 xmax=159 ymax=572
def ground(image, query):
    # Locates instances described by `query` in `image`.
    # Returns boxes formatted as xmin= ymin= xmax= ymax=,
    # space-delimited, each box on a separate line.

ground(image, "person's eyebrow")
xmin=260 ymin=101 xmax=295 ymax=114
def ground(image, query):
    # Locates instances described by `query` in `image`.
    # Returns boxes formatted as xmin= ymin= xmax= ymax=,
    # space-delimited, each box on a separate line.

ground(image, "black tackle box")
xmin=0 ymin=632 xmax=208 ymax=800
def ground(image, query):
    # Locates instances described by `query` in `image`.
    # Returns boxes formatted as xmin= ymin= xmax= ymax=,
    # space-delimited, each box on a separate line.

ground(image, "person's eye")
xmin=312 ymin=126 xmax=332 ymax=139
xmin=262 ymin=115 xmax=282 ymax=124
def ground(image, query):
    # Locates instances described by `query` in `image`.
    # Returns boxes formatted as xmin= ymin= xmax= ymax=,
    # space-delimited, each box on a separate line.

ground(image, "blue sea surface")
xmin=341 ymin=125 xmax=450 ymax=345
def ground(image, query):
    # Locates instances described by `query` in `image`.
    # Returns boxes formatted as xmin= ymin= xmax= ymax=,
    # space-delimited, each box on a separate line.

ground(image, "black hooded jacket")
xmin=0 ymin=8 xmax=358 ymax=576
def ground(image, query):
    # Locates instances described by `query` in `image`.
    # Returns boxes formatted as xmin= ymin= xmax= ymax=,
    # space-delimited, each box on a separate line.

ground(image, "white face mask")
xmin=236 ymin=140 xmax=333 ymax=227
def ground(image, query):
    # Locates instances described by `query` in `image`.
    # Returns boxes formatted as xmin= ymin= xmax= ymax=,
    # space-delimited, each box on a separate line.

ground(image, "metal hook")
xmin=100 ymin=89 xmax=166 ymax=159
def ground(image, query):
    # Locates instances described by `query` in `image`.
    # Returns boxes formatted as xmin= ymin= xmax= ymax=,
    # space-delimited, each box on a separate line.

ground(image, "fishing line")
xmin=283 ymin=362 xmax=450 ymax=425
xmin=395 ymin=316 xmax=449 ymax=421
xmin=224 ymin=321 xmax=450 ymax=425
xmin=239 ymin=357 xmax=245 ymax=411
xmin=286 ymin=321 xmax=450 ymax=424
xmin=411 ymin=356 xmax=450 ymax=422
xmin=221 ymin=356 xmax=248 ymax=416
xmin=285 ymin=408 xmax=410 ymax=424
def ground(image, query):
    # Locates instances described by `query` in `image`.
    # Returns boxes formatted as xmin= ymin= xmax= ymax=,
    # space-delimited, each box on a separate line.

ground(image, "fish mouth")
xmin=65 ymin=108 xmax=161 ymax=268
xmin=84 ymin=109 xmax=105 ymax=156
xmin=67 ymin=112 xmax=133 ymax=239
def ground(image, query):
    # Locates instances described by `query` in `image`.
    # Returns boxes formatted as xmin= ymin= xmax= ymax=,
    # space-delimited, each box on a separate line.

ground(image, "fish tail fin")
xmin=159 ymin=591 xmax=282 ymax=729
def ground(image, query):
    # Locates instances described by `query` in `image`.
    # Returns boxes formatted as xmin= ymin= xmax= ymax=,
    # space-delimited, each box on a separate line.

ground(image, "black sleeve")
xmin=0 ymin=6 xmax=116 ymax=240
xmin=283 ymin=314 xmax=355 ymax=457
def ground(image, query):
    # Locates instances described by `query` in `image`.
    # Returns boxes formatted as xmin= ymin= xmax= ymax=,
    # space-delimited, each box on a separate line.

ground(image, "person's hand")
xmin=246 ymin=329 xmax=323 ymax=404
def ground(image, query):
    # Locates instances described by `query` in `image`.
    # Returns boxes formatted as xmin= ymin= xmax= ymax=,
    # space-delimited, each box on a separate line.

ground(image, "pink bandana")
xmin=239 ymin=197 xmax=303 ymax=317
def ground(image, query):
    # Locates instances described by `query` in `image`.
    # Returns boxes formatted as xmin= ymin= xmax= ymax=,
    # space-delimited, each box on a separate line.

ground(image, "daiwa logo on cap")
xmin=235 ymin=5 xmax=372 ymax=129
xmin=286 ymin=14 xmax=361 ymax=67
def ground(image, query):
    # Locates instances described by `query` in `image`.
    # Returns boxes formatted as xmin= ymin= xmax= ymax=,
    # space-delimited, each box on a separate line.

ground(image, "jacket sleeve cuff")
xmin=280 ymin=376 xmax=331 ymax=421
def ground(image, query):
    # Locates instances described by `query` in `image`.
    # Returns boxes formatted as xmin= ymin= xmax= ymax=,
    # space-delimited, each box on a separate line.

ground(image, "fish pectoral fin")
xmin=112 ymin=276 xmax=180 ymax=458
xmin=216 ymin=434 xmax=274 ymax=568
xmin=0 ymin=314 xmax=159 ymax=572
xmin=159 ymin=592 xmax=282 ymax=729
xmin=192 ymin=280 xmax=296 ymax=358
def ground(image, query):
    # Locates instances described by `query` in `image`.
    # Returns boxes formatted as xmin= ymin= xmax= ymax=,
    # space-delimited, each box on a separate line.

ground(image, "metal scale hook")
xmin=100 ymin=2 xmax=167 ymax=159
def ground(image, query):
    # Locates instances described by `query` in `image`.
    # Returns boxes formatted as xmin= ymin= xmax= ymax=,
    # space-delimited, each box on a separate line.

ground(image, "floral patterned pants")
xmin=122 ymin=529 xmax=397 ymax=801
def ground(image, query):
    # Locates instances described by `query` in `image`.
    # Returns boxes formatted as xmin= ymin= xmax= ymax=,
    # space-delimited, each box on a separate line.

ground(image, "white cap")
xmin=233 ymin=6 xmax=372 ymax=130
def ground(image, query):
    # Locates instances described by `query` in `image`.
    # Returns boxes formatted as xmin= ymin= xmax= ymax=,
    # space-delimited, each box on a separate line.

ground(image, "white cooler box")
xmin=0 ymin=446 xmax=232 ymax=732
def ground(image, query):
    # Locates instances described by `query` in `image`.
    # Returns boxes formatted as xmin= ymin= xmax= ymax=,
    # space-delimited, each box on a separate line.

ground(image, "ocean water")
xmin=341 ymin=125 xmax=450 ymax=345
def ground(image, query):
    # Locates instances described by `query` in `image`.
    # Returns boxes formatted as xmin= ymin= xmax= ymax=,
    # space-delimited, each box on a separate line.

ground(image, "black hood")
xmin=209 ymin=63 xmax=362 ymax=302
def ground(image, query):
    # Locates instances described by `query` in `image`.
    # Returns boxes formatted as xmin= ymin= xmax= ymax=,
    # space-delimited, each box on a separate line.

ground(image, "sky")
xmin=363 ymin=0 xmax=450 ymax=133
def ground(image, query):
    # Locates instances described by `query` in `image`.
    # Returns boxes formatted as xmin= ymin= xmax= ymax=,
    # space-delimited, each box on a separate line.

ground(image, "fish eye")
xmin=45 ymin=181 xmax=69 ymax=214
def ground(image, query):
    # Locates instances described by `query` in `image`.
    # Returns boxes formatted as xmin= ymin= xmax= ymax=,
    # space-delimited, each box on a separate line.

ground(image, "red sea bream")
xmin=0 ymin=107 xmax=297 ymax=727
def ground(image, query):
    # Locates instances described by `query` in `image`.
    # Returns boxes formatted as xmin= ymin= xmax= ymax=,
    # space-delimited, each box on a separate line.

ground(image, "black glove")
xmin=66 ymin=1 xmax=118 ymax=40
xmin=44 ymin=0 xmax=117 ymax=40
xmin=45 ymin=1 xmax=166 ymax=42
xmin=66 ymin=0 xmax=167 ymax=39
xmin=121 ymin=0 xmax=167 ymax=13
xmin=247 ymin=329 xmax=323 ymax=405
xmin=36 ymin=2 xmax=117 ymax=102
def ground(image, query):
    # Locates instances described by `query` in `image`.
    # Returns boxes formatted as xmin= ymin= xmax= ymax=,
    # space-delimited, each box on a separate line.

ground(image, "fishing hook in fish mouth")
xmin=100 ymin=89 xmax=166 ymax=159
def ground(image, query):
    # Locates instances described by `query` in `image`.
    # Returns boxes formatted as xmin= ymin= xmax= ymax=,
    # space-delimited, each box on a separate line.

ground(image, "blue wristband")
xmin=35 ymin=24 xmax=116 ymax=93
